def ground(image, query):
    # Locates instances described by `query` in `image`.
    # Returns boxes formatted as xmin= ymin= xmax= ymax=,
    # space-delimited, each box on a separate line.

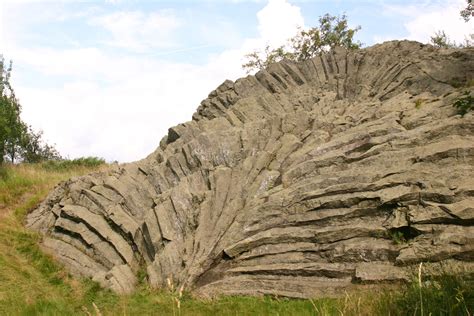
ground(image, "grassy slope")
xmin=0 ymin=164 xmax=472 ymax=316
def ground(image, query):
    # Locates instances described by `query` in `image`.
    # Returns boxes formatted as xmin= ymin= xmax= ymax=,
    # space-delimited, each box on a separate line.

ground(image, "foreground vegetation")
xmin=0 ymin=163 xmax=472 ymax=315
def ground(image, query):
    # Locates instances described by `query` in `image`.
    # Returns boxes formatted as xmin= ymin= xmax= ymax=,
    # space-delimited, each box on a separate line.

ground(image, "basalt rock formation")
xmin=27 ymin=41 xmax=474 ymax=297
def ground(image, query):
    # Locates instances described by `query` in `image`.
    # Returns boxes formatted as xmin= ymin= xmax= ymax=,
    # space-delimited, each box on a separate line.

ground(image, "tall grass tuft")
xmin=0 ymin=166 xmax=10 ymax=181
xmin=380 ymin=264 xmax=474 ymax=316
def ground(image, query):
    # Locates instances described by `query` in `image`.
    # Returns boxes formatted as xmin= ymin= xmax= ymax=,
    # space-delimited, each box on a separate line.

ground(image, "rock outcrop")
xmin=27 ymin=41 xmax=474 ymax=297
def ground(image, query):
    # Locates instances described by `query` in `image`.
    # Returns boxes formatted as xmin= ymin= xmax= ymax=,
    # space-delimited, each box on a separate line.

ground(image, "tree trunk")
xmin=0 ymin=141 xmax=4 ymax=165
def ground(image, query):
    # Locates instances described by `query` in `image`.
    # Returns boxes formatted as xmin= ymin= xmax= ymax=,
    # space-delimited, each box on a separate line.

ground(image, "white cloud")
xmin=0 ymin=3 xmax=4 ymax=47
xmin=7 ymin=0 xmax=306 ymax=162
xmin=11 ymin=47 xmax=110 ymax=79
xmin=90 ymin=10 xmax=181 ymax=52
xmin=229 ymin=0 xmax=265 ymax=3
xmin=386 ymin=0 xmax=473 ymax=44
xmin=219 ymin=0 xmax=305 ymax=72
xmin=198 ymin=18 xmax=244 ymax=49
xmin=257 ymin=0 xmax=304 ymax=47
xmin=14 ymin=54 xmax=227 ymax=162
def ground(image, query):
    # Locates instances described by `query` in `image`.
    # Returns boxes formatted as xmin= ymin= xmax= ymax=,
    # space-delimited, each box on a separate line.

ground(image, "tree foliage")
xmin=0 ymin=56 xmax=61 ymax=164
xmin=430 ymin=31 xmax=458 ymax=49
xmin=290 ymin=14 xmax=361 ymax=62
xmin=0 ymin=57 xmax=21 ymax=164
xmin=242 ymin=45 xmax=294 ymax=73
xmin=242 ymin=14 xmax=362 ymax=73
xmin=460 ymin=0 xmax=473 ymax=22
xmin=431 ymin=2 xmax=474 ymax=49
xmin=21 ymin=127 xmax=62 ymax=163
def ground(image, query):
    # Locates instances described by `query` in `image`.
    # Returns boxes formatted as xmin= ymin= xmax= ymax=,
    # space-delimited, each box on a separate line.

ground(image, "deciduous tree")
xmin=460 ymin=0 xmax=473 ymax=22
xmin=242 ymin=14 xmax=361 ymax=73
xmin=0 ymin=56 xmax=61 ymax=164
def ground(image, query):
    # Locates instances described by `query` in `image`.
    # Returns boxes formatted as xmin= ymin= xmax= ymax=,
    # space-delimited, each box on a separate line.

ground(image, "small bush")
xmin=41 ymin=156 xmax=106 ymax=171
xmin=430 ymin=30 xmax=457 ymax=48
xmin=453 ymin=91 xmax=474 ymax=116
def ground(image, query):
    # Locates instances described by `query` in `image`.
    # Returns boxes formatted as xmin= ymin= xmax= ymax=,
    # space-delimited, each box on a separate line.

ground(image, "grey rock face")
xmin=27 ymin=41 xmax=474 ymax=297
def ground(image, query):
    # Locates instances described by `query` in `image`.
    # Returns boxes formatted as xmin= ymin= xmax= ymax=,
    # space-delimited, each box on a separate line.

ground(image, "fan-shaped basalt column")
xmin=27 ymin=41 xmax=474 ymax=297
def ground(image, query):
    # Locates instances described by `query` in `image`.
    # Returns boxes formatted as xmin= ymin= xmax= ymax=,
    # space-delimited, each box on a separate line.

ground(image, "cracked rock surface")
xmin=27 ymin=41 xmax=474 ymax=297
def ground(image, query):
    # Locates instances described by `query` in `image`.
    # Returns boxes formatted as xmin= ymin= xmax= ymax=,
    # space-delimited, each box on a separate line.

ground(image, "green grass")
xmin=0 ymin=163 xmax=472 ymax=315
xmin=40 ymin=156 xmax=106 ymax=171
xmin=385 ymin=265 xmax=474 ymax=316
xmin=0 ymin=163 xmax=110 ymax=315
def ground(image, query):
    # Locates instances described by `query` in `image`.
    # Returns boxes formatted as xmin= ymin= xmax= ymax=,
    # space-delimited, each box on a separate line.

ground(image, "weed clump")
xmin=415 ymin=98 xmax=423 ymax=109
xmin=453 ymin=91 xmax=474 ymax=116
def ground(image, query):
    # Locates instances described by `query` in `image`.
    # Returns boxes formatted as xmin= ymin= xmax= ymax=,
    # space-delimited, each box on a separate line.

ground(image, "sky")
xmin=0 ymin=0 xmax=472 ymax=163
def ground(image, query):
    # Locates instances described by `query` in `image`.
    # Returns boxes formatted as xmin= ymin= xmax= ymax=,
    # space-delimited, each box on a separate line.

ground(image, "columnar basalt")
xmin=27 ymin=41 xmax=474 ymax=297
